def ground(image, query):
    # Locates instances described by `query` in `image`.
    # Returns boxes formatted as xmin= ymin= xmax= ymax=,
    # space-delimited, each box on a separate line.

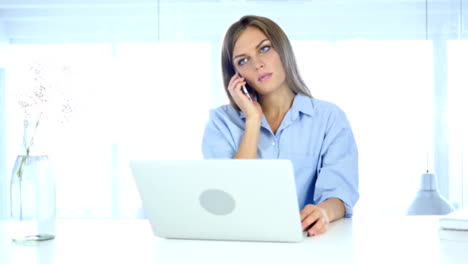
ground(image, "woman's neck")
xmin=260 ymin=87 xmax=295 ymax=119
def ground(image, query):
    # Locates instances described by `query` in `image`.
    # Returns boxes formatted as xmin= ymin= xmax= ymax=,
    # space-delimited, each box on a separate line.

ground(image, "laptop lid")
xmin=130 ymin=159 xmax=304 ymax=242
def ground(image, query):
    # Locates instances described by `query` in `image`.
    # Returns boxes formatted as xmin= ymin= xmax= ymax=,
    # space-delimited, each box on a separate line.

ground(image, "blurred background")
xmin=0 ymin=0 xmax=467 ymax=218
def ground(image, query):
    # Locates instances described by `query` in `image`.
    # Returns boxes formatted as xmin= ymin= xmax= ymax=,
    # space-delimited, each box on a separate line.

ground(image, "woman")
xmin=202 ymin=15 xmax=359 ymax=236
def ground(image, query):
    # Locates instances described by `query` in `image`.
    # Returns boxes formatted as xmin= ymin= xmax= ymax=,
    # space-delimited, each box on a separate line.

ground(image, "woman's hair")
xmin=221 ymin=15 xmax=312 ymax=111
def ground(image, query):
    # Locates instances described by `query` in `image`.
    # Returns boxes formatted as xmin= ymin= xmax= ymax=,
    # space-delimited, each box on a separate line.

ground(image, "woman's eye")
xmin=238 ymin=58 xmax=248 ymax=66
xmin=260 ymin=45 xmax=270 ymax=53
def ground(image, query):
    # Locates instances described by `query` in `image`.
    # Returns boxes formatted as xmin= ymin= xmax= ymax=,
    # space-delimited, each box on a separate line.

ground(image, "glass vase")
xmin=10 ymin=155 xmax=56 ymax=242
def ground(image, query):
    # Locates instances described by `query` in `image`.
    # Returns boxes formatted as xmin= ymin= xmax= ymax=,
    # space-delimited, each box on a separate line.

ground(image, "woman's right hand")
xmin=228 ymin=73 xmax=263 ymax=122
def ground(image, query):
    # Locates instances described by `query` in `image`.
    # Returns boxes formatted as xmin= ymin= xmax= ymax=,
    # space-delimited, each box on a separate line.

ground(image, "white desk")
xmin=1 ymin=216 xmax=467 ymax=264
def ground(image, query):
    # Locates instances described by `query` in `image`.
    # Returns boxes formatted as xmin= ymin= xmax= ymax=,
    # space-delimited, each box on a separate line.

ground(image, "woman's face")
xmin=232 ymin=26 xmax=287 ymax=96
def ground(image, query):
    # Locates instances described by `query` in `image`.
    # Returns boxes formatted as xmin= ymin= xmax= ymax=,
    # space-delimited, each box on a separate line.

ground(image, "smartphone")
xmin=237 ymin=73 xmax=253 ymax=101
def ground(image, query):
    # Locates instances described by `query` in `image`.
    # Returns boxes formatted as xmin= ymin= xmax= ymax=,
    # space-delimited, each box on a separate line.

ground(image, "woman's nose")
xmin=251 ymin=56 xmax=264 ymax=70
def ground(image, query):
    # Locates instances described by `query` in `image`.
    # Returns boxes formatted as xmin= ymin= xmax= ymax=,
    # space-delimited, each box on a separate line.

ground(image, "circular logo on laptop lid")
xmin=199 ymin=189 xmax=236 ymax=215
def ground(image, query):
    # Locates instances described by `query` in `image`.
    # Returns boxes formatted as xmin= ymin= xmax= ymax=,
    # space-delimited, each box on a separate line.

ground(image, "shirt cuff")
xmin=318 ymin=193 xmax=358 ymax=218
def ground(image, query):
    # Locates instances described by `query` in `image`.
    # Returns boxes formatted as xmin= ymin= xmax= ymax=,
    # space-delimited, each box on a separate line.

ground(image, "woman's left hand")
xmin=300 ymin=204 xmax=330 ymax=236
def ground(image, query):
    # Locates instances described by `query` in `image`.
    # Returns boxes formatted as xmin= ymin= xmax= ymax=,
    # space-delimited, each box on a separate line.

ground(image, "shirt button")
xmin=272 ymin=142 xmax=276 ymax=146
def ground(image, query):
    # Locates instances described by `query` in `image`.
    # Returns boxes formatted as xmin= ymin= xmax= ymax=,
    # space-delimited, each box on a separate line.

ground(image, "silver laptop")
xmin=130 ymin=159 xmax=304 ymax=242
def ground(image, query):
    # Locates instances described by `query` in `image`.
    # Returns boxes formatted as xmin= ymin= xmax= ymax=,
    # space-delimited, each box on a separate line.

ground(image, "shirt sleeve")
xmin=313 ymin=107 xmax=359 ymax=218
xmin=202 ymin=108 xmax=237 ymax=159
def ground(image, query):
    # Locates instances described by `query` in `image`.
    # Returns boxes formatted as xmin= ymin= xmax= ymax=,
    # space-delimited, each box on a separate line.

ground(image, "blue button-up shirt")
xmin=202 ymin=94 xmax=359 ymax=217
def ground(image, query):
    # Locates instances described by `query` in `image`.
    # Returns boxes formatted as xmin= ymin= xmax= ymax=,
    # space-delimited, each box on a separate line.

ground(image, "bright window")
xmin=294 ymin=40 xmax=433 ymax=215
xmin=447 ymin=40 xmax=468 ymax=209
xmin=4 ymin=43 xmax=211 ymax=218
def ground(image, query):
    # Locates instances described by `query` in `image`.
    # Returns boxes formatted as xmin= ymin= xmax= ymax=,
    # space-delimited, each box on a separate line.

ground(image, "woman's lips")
xmin=258 ymin=73 xmax=273 ymax=82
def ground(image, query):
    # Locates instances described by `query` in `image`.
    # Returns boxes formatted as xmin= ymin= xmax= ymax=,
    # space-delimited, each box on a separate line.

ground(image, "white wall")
xmin=0 ymin=1 xmax=456 ymax=43
xmin=0 ymin=21 xmax=7 ymax=218
xmin=0 ymin=0 xmax=464 ymax=41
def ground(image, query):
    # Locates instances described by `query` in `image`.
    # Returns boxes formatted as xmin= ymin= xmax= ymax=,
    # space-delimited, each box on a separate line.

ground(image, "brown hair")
xmin=221 ymin=15 xmax=312 ymax=111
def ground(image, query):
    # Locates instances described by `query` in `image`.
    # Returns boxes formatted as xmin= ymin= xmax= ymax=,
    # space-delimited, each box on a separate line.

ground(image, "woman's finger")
xmin=310 ymin=217 xmax=326 ymax=233
xmin=301 ymin=209 xmax=321 ymax=230
xmin=310 ymin=220 xmax=328 ymax=236
xmin=300 ymin=204 xmax=316 ymax=221
xmin=228 ymin=73 xmax=243 ymax=91
xmin=317 ymin=222 xmax=328 ymax=235
xmin=308 ymin=210 xmax=330 ymax=236
xmin=228 ymin=78 xmax=244 ymax=93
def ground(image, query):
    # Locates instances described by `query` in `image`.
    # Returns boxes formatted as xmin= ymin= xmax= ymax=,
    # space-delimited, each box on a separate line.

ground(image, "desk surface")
xmin=1 ymin=216 xmax=467 ymax=264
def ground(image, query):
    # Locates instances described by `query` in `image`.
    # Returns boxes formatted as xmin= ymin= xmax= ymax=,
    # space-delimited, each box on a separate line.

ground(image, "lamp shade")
xmin=407 ymin=172 xmax=454 ymax=215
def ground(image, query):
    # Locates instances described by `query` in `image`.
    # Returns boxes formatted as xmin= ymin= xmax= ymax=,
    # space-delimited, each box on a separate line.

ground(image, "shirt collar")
xmin=290 ymin=93 xmax=315 ymax=118
xmin=238 ymin=93 xmax=315 ymax=120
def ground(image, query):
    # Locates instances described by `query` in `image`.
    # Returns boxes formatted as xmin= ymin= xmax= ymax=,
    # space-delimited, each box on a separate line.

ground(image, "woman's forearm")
xmin=317 ymin=198 xmax=346 ymax=222
xmin=234 ymin=118 xmax=261 ymax=159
